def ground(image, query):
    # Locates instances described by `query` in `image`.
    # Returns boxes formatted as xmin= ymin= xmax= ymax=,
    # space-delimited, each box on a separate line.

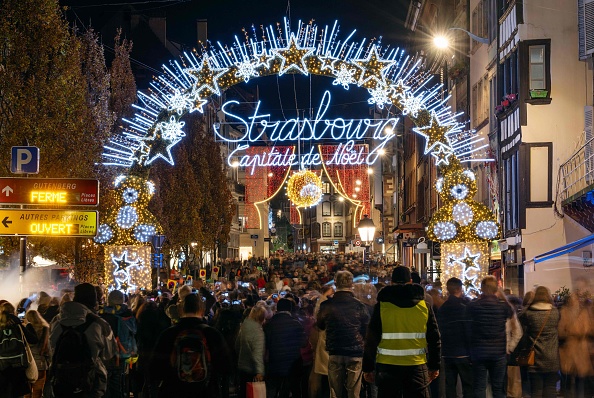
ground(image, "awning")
xmin=533 ymin=234 xmax=594 ymax=264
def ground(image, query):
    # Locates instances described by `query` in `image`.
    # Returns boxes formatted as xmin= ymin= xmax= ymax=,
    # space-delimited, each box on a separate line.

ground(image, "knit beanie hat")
xmin=107 ymin=290 xmax=125 ymax=306
xmin=392 ymin=266 xmax=412 ymax=284
xmin=74 ymin=283 xmax=98 ymax=310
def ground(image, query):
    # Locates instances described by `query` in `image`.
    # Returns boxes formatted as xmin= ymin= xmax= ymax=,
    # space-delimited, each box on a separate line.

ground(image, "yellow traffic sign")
xmin=0 ymin=209 xmax=98 ymax=237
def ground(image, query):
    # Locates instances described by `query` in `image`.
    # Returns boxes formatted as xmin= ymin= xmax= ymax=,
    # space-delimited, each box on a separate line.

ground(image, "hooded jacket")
xmin=363 ymin=283 xmax=441 ymax=372
xmin=49 ymin=301 xmax=117 ymax=398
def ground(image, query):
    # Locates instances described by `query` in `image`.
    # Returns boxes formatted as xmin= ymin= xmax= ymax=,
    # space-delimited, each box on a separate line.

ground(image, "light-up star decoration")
xmin=453 ymin=248 xmax=482 ymax=292
xmin=102 ymin=18 xmax=469 ymax=170
xmin=272 ymin=34 xmax=315 ymax=76
xmin=138 ymin=127 xmax=182 ymax=166
xmin=353 ymin=45 xmax=395 ymax=86
xmin=185 ymin=57 xmax=228 ymax=96
xmin=413 ymin=113 xmax=452 ymax=155
xmin=111 ymin=251 xmax=141 ymax=292
xmin=431 ymin=144 xmax=454 ymax=166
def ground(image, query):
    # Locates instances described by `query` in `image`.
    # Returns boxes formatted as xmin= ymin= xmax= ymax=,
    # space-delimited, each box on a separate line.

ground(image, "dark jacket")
xmin=467 ymin=294 xmax=513 ymax=362
xmin=0 ymin=315 xmax=39 ymax=398
xmin=436 ymin=295 xmax=470 ymax=359
xmin=317 ymin=290 xmax=370 ymax=357
xmin=149 ymin=316 xmax=232 ymax=398
xmin=363 ymin=283 xmax=441 ymax=372
xmin=263 ymin=312 xmax=306 ymax=377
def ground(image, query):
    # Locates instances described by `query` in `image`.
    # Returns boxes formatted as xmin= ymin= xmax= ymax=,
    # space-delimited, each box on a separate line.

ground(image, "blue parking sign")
xmin=11 ymin=146 xmax=39 ymax=174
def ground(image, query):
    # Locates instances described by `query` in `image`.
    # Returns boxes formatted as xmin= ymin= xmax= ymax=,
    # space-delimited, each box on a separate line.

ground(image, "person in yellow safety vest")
xmin=362 ymin=266 xmax=441 ymax=398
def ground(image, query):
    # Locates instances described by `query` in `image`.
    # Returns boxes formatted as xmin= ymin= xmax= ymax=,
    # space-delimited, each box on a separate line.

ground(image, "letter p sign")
xmin=11 ymin=146 xmax=39 ymax=174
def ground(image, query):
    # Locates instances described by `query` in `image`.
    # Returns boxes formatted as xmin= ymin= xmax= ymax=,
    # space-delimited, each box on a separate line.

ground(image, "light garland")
xmin=286 ymin=170 xmax=323 ymax=208
xmin=101 ymin=18 xmax=461 ymax=170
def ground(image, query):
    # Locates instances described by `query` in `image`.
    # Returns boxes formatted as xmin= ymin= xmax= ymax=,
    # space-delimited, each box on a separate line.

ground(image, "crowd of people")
xmin=0 ymin=252 xmax=592 ymax=398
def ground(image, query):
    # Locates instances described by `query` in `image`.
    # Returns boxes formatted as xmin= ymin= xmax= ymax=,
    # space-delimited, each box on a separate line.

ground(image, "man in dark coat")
xmin=467 ymin=275 xmax=513 ymax=398
xmin=317 ymin=270 xmax=370 ymax=398
xmin=436 ymin=277 xmax=472 ymax=397
xmin=149 ymin=292 xmax=232 ymax=398
xmin=263 ymin=298 xmax=306 ymax=398
xmin=363 ymin=266 xmax=441 ymax=398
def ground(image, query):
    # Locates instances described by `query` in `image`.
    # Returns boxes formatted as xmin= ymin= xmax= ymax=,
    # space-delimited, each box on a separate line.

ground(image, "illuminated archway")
xmin=97 ymin=18 xmax=498 ymax=292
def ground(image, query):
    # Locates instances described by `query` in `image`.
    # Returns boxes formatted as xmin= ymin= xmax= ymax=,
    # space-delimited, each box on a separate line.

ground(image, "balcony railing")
xmin=560 ymin=132 xmax=594 ymax=204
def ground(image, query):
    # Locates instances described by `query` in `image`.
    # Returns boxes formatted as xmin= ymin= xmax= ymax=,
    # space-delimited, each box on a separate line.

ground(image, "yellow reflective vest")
xmin=376 ymin=300 xmax=428 ymax=366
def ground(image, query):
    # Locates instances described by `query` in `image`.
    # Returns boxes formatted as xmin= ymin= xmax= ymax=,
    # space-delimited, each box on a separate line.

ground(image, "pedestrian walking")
xmin=317 ymin=271 xmax=370 ymax=398
xmin=362 ymin=266 xmax=441 ymax=398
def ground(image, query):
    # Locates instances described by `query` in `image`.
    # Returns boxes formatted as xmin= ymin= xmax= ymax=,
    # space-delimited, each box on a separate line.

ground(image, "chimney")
xmin=197 ymin=19 xmax=208 ymax=47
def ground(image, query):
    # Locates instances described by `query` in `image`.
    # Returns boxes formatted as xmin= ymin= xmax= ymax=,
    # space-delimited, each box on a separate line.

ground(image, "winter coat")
xmin=149 ymin=317 xmax=233 ymax=398
xmin=436 ymin=295 xmax=470 ymax=358
xmin=518 ymin=303 xmax=560 ymax=373
xmin=363 ymin=283 xmax=441 ymax=372
xmin=467 ymin=294 xmax=513 ymax=362
xmin=236 ymin=317 xmax=265 ymax=375
xmin=313 ymin=295 xmax=329 ymax=375
xmin=50 ymin=301 xmax=117 ymax=398
xmin=317 ymin=290 xmax=370 ymax=357
xmin=264 ymin=312 xmax=306 ymax=377
xmin=0 ymin=315 xmax=38 ymax=398
xmin=26 ymin=323 xmax=50 ymax=371
xmin=558 ymin=298 xmax=594 ymax=376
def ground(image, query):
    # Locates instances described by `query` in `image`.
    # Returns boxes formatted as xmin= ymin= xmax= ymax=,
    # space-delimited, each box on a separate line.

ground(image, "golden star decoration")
xmin=186 ymin=57 xmax=228 ymax=96
xmin=431 ymin=143 xmax=454 ymax=166
xmin=272 ymin=34 xmax=315 ymax=76
xmin=413 ymin=113 xmax=452 ymax=155
xmin=353 ymin=45 xmax=395 ymax=85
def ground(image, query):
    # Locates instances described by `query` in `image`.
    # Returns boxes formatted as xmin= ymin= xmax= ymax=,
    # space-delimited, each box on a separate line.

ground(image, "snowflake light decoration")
xmin=167 ymin=90 xmax=192 ymax=115
xmin=399 ymin=92 xmax=424 ymax=117
xmin=235 ymin=60 xmax=260 ymax=82
xmin=332 ymin=64 xmax=356 ymax=89
xmin=158 ymin=116 xmax=186 ymax=141
xmin=368 ymin=82 xmax=392 ymax=109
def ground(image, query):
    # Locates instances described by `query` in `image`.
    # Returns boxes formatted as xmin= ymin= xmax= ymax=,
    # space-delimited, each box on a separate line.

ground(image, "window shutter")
xmin=585 ymin=106 xmax=594 ymax=182
xmin=578 ymin=0 xmax=594 ymax=60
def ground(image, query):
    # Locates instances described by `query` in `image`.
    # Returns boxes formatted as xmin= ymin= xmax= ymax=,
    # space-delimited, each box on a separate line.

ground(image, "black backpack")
xmin=50 ymin=315 xmax=97 ymax=396
xmin=170 ymin=326 xmax=211 ymax=385
xmin=0 ymin=324 xmax=28 ymax=370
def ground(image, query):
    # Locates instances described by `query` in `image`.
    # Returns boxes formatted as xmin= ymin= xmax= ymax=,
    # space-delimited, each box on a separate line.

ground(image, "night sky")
xmin=61 ymin=0 xmax=412 ymax=119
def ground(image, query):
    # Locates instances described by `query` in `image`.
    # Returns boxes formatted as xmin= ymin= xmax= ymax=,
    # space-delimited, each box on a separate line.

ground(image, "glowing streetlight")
xmin=231 ymin=160 xmax=240 ymax=168
xmin=338 ymin=196 xmax=345 ymax=202
xmin=378 ymin=148 xmax=386 ymax=156
xmin=433 ymin=35 xmax=449 ymax=49
xmin=367 ymin=168 xmax=374 ymax=175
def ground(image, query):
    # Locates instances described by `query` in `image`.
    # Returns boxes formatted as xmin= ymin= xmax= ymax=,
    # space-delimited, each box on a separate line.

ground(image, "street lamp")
xmin=357 ymin=215 xmax=376 ymax=275
xmin=433 ymin=27 xmax=489 ymax=49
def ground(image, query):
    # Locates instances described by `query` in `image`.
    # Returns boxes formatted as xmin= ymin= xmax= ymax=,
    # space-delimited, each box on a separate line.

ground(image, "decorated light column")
xmin=94 ymin=175 xmax=163 ymax=293
xmin=413 ymin=112 xmax=500 ymax=294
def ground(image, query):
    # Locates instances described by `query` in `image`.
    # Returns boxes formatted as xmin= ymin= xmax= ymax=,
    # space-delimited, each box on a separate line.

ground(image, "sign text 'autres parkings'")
xmin=214 ymin=90 xmax=399 ymax=174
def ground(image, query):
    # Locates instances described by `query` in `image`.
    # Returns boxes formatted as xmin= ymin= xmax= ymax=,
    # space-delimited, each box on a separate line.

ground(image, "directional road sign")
xmin=0 ymin=209 xmax=98 ymax=237
xmin=0 ymin=178 xmax=99 ymax=206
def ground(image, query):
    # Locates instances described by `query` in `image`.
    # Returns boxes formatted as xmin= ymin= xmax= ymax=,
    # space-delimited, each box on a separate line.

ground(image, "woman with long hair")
xmin=518 ymin=286 xmax=560 ymax=398
xmin=0 ymin=301 xmax=38 ymax=398
xmin=23 ymin=310 xmax=49 ymax=398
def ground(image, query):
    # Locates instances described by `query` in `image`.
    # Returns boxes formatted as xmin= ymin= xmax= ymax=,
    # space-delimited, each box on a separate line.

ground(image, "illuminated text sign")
xmin=214 ymin=91 xmax=398 ymax=174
